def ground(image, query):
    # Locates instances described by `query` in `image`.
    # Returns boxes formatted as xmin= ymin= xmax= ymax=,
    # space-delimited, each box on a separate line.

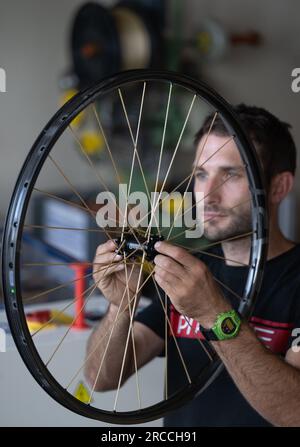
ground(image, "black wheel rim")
xmin=2 ymin=69 xmax=268 ymax=424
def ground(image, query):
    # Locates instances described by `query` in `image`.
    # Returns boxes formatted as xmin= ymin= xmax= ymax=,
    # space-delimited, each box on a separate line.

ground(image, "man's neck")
xmin=221 ymin=224 xmax=295 ymax=266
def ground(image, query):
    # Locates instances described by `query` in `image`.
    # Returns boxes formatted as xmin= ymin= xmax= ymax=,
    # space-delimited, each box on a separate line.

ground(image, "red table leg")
xmin=70 ymin=263 xmax=90 ymax=330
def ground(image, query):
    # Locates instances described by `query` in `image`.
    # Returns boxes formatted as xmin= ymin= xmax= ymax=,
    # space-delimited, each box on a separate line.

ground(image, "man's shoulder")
xmin=265 ymin=243 xmax=300 ymax=287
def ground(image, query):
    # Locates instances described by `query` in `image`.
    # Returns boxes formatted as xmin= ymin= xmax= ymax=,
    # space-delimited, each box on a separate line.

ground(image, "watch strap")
xmin=199 ymin=324 xmax=219 ymax=341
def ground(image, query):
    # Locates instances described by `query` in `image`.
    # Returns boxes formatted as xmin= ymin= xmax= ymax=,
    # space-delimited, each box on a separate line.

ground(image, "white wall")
xmin=0 ymin=0 xmax=115 ymax=222
xmin=181 ymin=0 xmax=300 ymax=238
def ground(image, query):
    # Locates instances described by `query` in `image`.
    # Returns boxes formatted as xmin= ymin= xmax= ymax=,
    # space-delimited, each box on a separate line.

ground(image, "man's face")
xmin=193 ymin=133 xmax=252 ymax=242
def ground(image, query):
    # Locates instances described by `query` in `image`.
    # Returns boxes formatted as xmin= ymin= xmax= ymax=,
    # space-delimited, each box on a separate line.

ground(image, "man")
xmin=85 ymin=104 xmax=300 ymax=426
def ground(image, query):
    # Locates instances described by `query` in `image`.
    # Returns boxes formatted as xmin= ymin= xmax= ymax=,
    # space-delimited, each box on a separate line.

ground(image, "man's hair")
xmin=194 ymin=104 xmax=297 ymax=184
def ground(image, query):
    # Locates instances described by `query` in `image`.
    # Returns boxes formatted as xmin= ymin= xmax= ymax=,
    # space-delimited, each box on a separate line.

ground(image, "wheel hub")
xmin=115 ymin=233 xmax=164 ymax=261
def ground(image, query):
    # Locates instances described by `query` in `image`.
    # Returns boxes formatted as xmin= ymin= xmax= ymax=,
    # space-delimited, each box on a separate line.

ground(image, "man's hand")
xmin=154 ymin=241 xmax=230 ymax=328
xmin=93 ymin=240 xmax=141 ymax=312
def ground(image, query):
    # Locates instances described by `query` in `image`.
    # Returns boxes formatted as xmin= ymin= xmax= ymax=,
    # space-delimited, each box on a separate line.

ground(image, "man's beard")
xmin=203 ymin=206 xmax=252 ymax=242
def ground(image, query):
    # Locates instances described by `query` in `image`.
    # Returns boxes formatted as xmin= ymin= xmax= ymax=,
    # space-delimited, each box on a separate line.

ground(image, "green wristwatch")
xmin=200 ymin=309 xmax=241 ymax=341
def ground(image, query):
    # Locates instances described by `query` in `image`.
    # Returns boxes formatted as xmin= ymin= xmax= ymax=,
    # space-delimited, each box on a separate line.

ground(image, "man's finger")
xmin=154 ymin=264 xmax=181 ymax=284
xmin=154 ymin=272 xmax=173 ymax=295
xmin=154 ymin=254 xmax=185 ymax=279
xmin=154 ymin=241 xmax=196 ymax=269
xmin=94 ymin=262 xmax=124 ymax=279
xmin=94 ymin=251 xmax=122 ymax=265
xmin=96 ymin=239 xmax=117 ymax=256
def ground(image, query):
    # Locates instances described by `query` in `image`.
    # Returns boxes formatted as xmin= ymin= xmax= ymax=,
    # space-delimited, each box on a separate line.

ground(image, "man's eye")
xmin=195 ymin=172 xmax=207 ymax=180
xmin=226 ymin=171 xmax=239 ymax=179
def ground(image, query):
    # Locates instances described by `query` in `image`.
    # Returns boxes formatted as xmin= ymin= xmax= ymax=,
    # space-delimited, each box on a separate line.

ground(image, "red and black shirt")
xmin=135 ymin=243 xmax=300 ymax=426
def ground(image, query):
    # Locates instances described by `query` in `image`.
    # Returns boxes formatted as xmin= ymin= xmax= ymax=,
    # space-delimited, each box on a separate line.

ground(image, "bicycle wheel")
xmin=2 ymin=69 xmax=268 ymax=424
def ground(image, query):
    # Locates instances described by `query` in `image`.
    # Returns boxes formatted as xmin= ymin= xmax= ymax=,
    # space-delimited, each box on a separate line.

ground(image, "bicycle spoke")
xmin=31 ymin=276 xmax=102 ymax=337
xmin=181 ymin=315 xmax=215 ymax=361
xmin=66 ymin=266 xmax=156 ymax=391
xmin=166 ymin=111 xmax=218 ymax=239
xmin=24 ymin=268 xmax=95 ymax=303
xmin=92 ymin=104 xmax=122 ymax=184
xmin=33 ymin=187 xmax=97 ymax=216
xmin=47 ymin=155 xmax=141 ymax=242
xmin=87 ymin=259 xmax=139 ymax=404
xmin=171 ymin=247 xmax=250 ymax=267
xmin=146 ymin=94 xmax=197 ymax=237
xmin=93 ymin=101 xmax=150 ymax=242
xmin=31 ymin=254 xmax=141 ymax=337
xmin=149 ymin=83 xmax=173 ymax=235
xmin=174 ymin=201 xmax=251 ymax=242
xmin=69 ymin=124 xmax=116 ymax=195
xmin=192 ymin=136 xmax=235 ymax=170
xmin=23 ymin=241 xmax=133 ymax=302
xmin=154 ymin=83 xmax=173 ymax=200
xmin=118 ymin=84 xmax=161 ymax=235
xmin=45 ymin=246 xmax=127 ymax=366
xmin=118 ymin=83 xmax=146 ymax=242
xmin=124 ymin=256 xmax=141 ymax=409
xmin=70 ymin=127 xmax=144 ymax=240
xmin=132 ymin=136 xmax=235 ymax=230
xmin=24 ymin=224 xmax=124 ymax=234
xmin=113 ymin=251 xmax=145 ymax=411
xmin=152 ymin=279 xmax=192 ymax=384
xmin=69 ymin=125 xmax=135 ymax=232
xmin=48 ymin=155 xmax=95 ymax=220
xmin=45 ymin=277 xmax=101 ymax=367
xmin=177 ymin=167 xmax=247 ymax=232
xmin=164 ymin=291 xmax=168 ymax=400
xmin=202 ymin=230 xmax=254 ymax=250
xmin=22 ymin=261 xmax=141 ymax=267
xmin=23 ymin=262 xmax=92 ymax=267
xmin=88 ymin=257 xmax=142 ymax=407
xmin=213 ymin=276 xmax=244 ymax=301
xmin=153 ymin=277 xmax=214 ymax=366
xmin=167 ymin=200 xmax=253 ymax=249
xmin=167 ymin=176 xmax=247 ymax=242
xmin=32 ymin=189 xmax=146 ymax=238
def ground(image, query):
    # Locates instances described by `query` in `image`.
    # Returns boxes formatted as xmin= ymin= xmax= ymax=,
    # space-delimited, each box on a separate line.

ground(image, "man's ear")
xmin=269 ymin=171 xmax=294 ymax=205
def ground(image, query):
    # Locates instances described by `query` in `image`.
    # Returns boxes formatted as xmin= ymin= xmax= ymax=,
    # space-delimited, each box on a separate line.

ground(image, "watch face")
xmin=221 ymin=317 xmax=236 ymax=335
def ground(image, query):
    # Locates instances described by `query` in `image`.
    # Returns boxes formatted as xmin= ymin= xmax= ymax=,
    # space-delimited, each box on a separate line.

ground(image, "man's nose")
xmin=204 ymin=176 xmax=222 ymax=203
